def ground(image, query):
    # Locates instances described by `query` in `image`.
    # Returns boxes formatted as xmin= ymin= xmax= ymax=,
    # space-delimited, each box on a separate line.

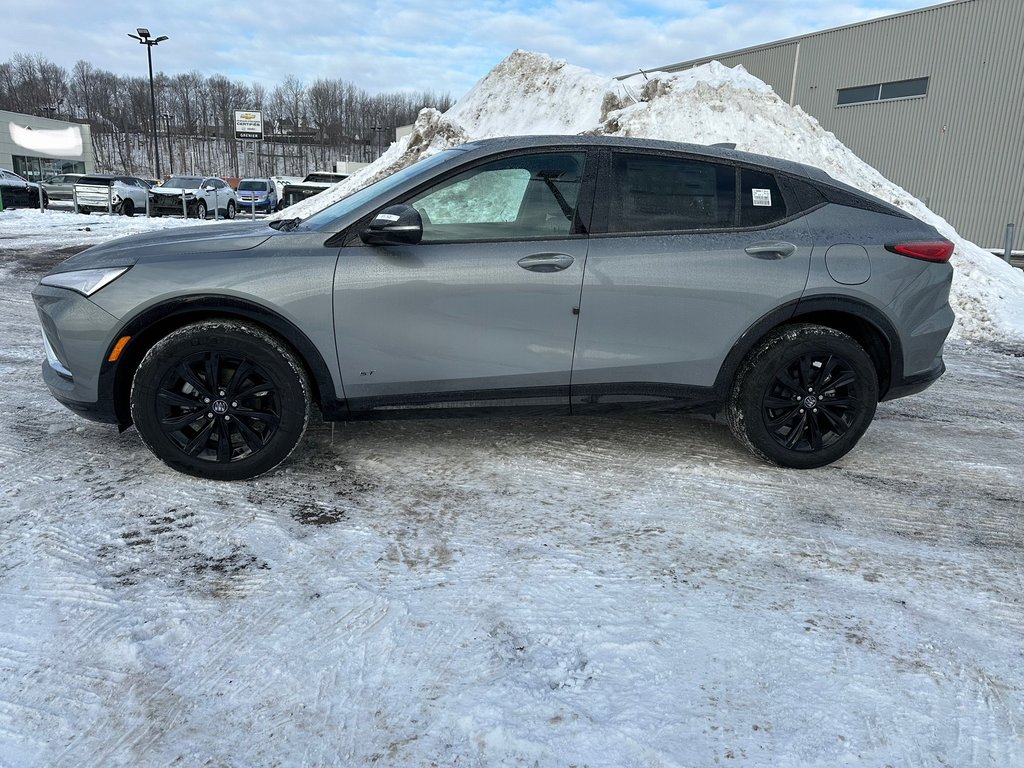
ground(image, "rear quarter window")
xmin=740 ymin=169 xmax=786 ymax=227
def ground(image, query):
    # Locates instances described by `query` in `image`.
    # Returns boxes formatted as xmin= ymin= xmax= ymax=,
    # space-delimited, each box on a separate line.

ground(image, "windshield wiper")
xmin=269 ymin=217 xmax=302 ymax=231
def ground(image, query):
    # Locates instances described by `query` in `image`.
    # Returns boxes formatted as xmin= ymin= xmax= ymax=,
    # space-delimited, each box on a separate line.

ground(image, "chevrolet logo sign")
xmin=241 ymin=113 xmax=256 ymax=120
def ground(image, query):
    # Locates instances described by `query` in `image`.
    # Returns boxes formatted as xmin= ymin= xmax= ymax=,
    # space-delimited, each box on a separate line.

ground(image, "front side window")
xmin=407 ymin=152 xmax=585 ymax=243
xmin=608 ymin=153 xmax=736 ymax=233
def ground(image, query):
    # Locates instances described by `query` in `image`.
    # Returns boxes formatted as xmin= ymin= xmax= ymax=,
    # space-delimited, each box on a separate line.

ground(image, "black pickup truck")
xmin=279 ymin=172 xmax=347 ymax=208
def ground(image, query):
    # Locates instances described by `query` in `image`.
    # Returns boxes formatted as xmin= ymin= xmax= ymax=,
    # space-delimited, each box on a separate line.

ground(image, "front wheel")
xmin=193 ymin=200 xmax=207 ymax=219
xmin=120 ymin=198 xmax=135 ymax=217
xmin=727 ymin=324 xmax=878 ymax=469
xmin=130 ymin=320 xmax=311 ymax=480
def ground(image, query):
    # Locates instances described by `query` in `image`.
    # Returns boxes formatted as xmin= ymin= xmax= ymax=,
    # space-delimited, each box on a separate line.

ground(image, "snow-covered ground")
xmin=1 ymin=52 xmax=1023 ymax=766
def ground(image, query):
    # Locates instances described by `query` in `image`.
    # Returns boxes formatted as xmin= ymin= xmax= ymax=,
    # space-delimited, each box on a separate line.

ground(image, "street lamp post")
xmin=161 ymin=112 xmax=174 ymax=176
xmin=128 ymin=28 xmax=168 ymax=180
xmin=369 ymin=124 xmax=385 ymax=159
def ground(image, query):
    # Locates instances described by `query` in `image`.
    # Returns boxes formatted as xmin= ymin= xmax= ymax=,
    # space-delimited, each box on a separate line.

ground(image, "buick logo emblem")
xmin=212 ymin=399 xmax=229 ymax=415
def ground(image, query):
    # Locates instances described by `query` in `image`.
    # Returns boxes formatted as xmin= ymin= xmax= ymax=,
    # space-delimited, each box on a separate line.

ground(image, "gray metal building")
xmin=631 ymin=0 xmax=1023 ymax=248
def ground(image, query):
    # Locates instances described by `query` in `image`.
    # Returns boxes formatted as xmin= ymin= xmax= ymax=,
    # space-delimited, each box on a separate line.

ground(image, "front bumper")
xmin=33 ymin=283 xmax=123 ymax=424
xmin=149 ymin=195 xmax=199 ymax=215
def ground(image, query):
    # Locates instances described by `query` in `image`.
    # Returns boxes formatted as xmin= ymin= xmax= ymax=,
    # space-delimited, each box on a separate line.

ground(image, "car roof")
xmin=454 ymin=135 xmax=837 ymax=185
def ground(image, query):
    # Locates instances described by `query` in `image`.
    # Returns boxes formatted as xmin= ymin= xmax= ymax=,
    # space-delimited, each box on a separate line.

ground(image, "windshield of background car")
xmin=164 ymin=176 xmax=203 ymax=188
xmin=238 ymin=180 xmax=269 ymax=191
xmin=300 ymin=150 xmax=463 ymax=231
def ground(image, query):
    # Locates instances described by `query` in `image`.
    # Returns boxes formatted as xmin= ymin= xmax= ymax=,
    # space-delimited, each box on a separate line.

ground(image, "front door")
xmin=333 ymin=150 xmax=591 ymax=411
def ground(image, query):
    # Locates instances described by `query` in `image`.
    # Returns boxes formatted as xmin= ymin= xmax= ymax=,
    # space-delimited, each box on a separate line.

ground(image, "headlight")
xmin=183 ymin=192 xmax=195 ymax=199
xmin=40 ymin=266 xmax=131 ymax=297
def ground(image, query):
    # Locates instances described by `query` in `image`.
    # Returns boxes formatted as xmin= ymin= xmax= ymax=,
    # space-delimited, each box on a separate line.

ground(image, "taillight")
xmin=885 ymin=241 xmax=954 ymax=263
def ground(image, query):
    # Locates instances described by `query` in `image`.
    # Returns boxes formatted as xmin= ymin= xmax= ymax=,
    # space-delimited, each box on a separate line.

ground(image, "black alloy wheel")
xmin=131 ymin=320 xmax=310 ymax=480
xmin=728 ymin=324 xmax=878 ymax=468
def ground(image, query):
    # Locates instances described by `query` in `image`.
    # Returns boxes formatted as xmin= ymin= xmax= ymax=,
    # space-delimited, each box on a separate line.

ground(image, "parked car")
xmin=149 ymin=175 xmax=237 ymax=219
xmin=0 ymin=168 xmax=47 ymax=209
xmin=279 ymin=171 xmax=347 ymax=208
xmin=270 ymin=175 xmax=302 ymax=204
xmin=235 ymin=178 xmax=278 ymax=214
xmin=41 ymin=173 xmax=85 ymax=201
xmin=73 ymin=175 xmax=151 ymax=216
xmin=32 ymin=135 xmax=954 ymax=480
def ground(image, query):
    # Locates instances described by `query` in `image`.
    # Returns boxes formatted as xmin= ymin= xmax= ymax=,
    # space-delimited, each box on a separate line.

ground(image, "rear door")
xmin=572 ymin=150 xmax=815 ymax=399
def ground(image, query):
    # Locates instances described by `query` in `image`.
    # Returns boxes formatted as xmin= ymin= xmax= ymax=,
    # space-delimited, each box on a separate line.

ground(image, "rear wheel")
xmin=727 ymin=324 xmax=878 ymax=468
xmin=131 ymin=320 xmax=311 ymax=480
xmin=121 ymin=198 xmax=135 ymax=217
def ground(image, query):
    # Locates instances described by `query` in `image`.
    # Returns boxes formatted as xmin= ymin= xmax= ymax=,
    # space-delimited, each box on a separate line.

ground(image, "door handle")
xmin=517 ymin=253 xmax=575 ymax=272
xmin=744 ymin=241 xmax=797 ymax=259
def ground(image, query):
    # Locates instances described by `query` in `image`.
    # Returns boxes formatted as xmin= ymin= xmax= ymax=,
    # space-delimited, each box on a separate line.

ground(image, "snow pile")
xmin=279 ymin=50 xmax=1024 ymax=343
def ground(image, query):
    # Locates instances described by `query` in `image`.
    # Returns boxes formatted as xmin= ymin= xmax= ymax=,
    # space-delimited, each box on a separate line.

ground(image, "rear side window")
xmin=608 ymin=153 xmax=735 ymax=233
xmin=740 ymin=169 xmax=787 ymax=227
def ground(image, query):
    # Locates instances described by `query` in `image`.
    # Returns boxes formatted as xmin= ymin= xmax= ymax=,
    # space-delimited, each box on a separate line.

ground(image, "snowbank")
xmin=278 ymin=50 xmax=1024 ymax=343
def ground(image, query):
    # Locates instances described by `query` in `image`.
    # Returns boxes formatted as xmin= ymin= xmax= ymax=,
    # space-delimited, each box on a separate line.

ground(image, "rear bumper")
xmin=882 ymin=354 xmax=945 ymax=401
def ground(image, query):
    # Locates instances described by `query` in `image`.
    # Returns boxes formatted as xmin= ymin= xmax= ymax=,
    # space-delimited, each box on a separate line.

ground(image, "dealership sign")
xmin=234 ymin=110 xmax=264 ymax=141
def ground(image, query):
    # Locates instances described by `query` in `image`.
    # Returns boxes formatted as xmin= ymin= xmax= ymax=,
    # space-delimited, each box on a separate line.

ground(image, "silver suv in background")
xmin=73 ymin=175 xmax=151 ymax=216
xmin=149 ymin=175 xmax=237 ymax=219
xmin=41 ymin=173 xmax=85 ymax=202
xmin=33 ymin=136 xmax=954 ymax=480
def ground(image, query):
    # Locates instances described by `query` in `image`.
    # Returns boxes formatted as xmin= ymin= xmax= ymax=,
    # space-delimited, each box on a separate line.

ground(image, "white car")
xmin=73 ymin=175 xmax=151 ymax=216
xmin=149 ymin=175 xmax=237 ymax=219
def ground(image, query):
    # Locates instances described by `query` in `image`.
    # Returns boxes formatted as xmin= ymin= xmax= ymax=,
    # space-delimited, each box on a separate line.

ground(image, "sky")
xmin=2 ymin=0 xmax=944 ymax=99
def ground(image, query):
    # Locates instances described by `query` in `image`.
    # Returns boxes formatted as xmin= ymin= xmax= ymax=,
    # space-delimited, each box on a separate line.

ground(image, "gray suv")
xmin=33 ymin=136 xmax=954 ymax=479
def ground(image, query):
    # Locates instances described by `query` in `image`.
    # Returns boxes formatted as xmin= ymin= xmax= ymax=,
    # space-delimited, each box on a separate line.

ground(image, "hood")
xmin=151 ymin=185 xmax=201 ymax=194
xmin=47 ymin=222 xmax=274 ymax=275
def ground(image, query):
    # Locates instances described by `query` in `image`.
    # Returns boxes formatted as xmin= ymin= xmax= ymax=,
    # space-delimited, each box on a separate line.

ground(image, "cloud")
xmin=0 ymin=0 xmax=934 ymax=99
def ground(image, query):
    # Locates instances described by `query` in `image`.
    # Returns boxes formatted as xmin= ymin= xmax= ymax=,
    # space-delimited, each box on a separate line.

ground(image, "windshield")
xmin=238 ymin=180 xmax=269 ymax=191
xmin=304 ymin=173 xmax=345 ymax=184
xmin=301 ymin=151 xmax=461 ymax=231
xmin=164 ymin=176 xmax=203 ymax=188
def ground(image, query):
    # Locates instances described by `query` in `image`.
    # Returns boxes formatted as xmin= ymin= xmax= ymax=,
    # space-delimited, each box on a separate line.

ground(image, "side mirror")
xmin=360 ymin=204 xmax=423 ymax=246
xmin=204 ymin=184 xmax=215 ymax=192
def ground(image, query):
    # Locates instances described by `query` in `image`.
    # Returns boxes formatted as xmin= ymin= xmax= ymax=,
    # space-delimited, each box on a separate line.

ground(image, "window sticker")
xmin=751 ymin=188 xmax=772 ymax=207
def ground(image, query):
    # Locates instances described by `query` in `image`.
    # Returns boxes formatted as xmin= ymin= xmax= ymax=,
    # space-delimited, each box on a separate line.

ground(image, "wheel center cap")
xmin=803 ymin=395 xmax=818 ymax=409
xmin=212 ymin=399 xmax=229 ymax=415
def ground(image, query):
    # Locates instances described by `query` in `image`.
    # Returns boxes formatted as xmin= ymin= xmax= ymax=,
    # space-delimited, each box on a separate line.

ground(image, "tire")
xmin=727 ymin=324 xmax=878 ymax=469
xmin=193 ymin=200 xmax=207 ymax=219
xmin=225 ymin=200 xmax=236 ymax=219
xmin=121 ymin=198 xmax=135 ymax=217
xmin=130 ymin=320 xmax=311 ymax=480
